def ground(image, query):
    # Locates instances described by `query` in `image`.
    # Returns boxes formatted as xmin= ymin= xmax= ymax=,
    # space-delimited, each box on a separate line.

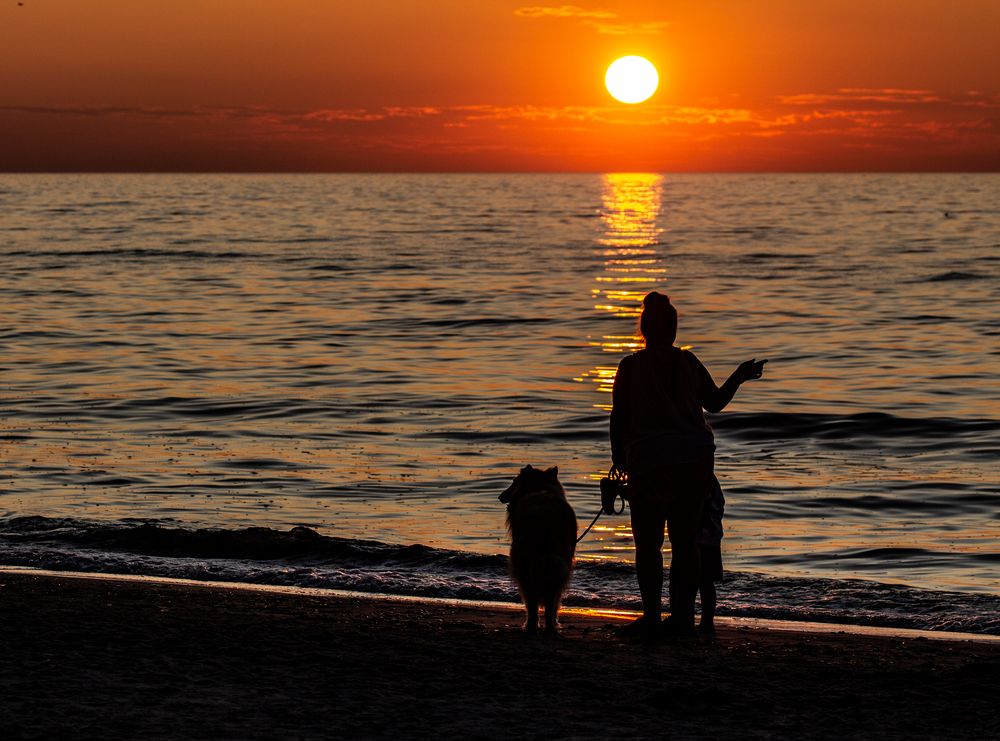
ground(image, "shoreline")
xmin=2 ymin=569 xmax=999 ymax=739
xmin=3 ymin=565 xmax=998 ymax=644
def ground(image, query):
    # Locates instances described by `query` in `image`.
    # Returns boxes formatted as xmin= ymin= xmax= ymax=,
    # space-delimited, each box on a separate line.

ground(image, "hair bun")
xmin=642 ymin=291 xmax=671 ymax=307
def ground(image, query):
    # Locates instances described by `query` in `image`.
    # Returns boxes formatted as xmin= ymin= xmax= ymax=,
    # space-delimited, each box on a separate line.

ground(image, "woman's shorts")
xmin=628 ymin=461 xmax=714 ymax=545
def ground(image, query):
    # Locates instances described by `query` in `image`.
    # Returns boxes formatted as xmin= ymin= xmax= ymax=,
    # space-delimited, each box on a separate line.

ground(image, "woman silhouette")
xmin=610 ymin=291 xmax=765 ymax=636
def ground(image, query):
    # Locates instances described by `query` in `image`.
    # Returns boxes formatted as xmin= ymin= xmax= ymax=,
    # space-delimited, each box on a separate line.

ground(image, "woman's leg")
xmin=666 ymin=519 xmax=700 ymax=627
xmin=629 ymin=491 xmax=667 ymax=622
xmin=664 ymin=462 xmax=713 ymax=629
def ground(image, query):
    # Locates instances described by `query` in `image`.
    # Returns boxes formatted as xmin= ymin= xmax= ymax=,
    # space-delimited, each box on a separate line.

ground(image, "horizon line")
xmin=2 ymin=170 xmax=999 ymax=176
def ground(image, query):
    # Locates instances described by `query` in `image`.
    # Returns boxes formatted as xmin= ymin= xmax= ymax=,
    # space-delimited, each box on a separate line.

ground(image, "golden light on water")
xmin=571 ymin=173 xmax=669 ymax=561
xmin=573 ymin=175 xmax=695 ymax=562
xmin=577 ymin=173 xmax=665 ymax=409
xmin=595 ymin=176 xmax=663 ymax=326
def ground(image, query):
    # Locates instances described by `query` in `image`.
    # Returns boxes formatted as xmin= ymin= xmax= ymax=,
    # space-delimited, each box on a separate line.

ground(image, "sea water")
xmin=1 ymin=173 xmax=997 ymax=633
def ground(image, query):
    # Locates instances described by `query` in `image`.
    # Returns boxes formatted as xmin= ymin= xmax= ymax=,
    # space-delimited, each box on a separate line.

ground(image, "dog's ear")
xmin=545 ymin=466 xmax=558 ymax=480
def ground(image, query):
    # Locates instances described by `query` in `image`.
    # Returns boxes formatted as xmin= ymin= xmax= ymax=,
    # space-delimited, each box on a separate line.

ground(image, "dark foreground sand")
xmin=1 ymin=572 xmax=998 ymax=740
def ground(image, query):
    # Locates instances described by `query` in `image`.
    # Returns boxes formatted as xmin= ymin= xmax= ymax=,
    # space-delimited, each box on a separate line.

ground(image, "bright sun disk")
xmin=605 ymin=56 xmax=658 ymax=104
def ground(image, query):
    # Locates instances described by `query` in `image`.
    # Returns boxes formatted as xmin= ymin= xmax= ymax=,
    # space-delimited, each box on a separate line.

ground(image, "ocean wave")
xmin=0 ymin=516 xmax=506 ymax=568
xmin=737 ymin=251 xmax=816 ymax=261
xmin=918 ymin=271 xmax=991 ymax=282
xmin=1 ymin=516 xmax=998 ymax=635
xmin=750 ymin=490 xmax=999 ymax=516
xmin=418 ymin=411 xmax=996 ymax=448
xmin=2 ymin=247 xmax=255 ymax=260
xmin=373 ymin=316 xmax=554 ymax=330
xmin=0 ymin=392 xmax=562 ymax=422
xmin=710 ymin=411 xmax=997 ymax=440
xmin=3 ymin=395 xmax=993 ymax=453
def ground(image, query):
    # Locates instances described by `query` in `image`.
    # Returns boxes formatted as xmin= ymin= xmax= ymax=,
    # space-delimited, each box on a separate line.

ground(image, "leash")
xmin=576 ymin=509 xmax=604 ymax=544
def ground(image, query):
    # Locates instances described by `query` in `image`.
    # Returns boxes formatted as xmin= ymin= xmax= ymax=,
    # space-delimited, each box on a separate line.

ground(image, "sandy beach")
xmin=1 ymin=571 xmax=997 ymax=740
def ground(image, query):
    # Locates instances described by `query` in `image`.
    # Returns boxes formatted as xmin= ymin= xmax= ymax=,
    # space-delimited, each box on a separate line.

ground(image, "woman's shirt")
xmin=610 ymin=346 xmax=715 ymax=473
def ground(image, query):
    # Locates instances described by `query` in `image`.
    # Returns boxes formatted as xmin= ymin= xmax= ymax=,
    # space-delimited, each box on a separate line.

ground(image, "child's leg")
xmin=699 ymin=579 xmax=716 ymax=630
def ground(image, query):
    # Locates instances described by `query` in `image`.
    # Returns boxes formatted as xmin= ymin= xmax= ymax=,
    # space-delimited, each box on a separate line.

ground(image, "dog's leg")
xmin=543 ymin=595 xmax=560 ymax=635
xmin=524 ymin=597 xmax=539 ymax=635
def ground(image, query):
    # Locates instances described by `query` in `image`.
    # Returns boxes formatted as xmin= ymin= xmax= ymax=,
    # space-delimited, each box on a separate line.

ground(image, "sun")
xmin=605 ymin=56 xmax=658 ymax=104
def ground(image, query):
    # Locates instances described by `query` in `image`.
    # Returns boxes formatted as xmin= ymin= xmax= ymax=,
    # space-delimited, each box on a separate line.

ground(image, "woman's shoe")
xmin=617 ymin=614 xmax=661 ymax=639
xmin=661 ymin=615 xmax=697 ymax=639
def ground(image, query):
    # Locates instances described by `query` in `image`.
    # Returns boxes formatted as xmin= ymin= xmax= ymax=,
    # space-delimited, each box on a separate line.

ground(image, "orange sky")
xmin=1 ymin=0 xmax=998 ymax=171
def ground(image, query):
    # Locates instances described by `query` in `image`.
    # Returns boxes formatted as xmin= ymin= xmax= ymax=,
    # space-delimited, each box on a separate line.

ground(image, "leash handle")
xmin=601 ymin=466 xmax=628 ymax=516
xmin=608 ymin=464 xmax=628 ymax=486
xmin=577 ymin=469 xmax=628 ymax=544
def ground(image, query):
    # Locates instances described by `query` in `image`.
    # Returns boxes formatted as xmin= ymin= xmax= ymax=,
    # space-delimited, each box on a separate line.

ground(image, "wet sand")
xmin=1 ymin=572 xmax=997 ymax=740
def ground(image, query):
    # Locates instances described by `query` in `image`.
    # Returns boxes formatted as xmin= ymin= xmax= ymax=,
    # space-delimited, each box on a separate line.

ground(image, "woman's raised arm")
xmin=690 ymin=353 xmax=767 ymax=413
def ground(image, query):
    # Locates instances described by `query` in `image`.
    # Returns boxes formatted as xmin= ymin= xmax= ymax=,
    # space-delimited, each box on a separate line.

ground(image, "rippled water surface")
xmin=1 ymin=174 xmax=997 ymax=622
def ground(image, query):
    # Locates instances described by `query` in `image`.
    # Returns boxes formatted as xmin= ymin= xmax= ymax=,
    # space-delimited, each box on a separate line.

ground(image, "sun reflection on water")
xmin=595 ymin=173 xmax=664 ymax=298
xmin=578 ymin=173 xmax=665 ymax=409
xmin=575 ymin=173 xmax=668 ymax=561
